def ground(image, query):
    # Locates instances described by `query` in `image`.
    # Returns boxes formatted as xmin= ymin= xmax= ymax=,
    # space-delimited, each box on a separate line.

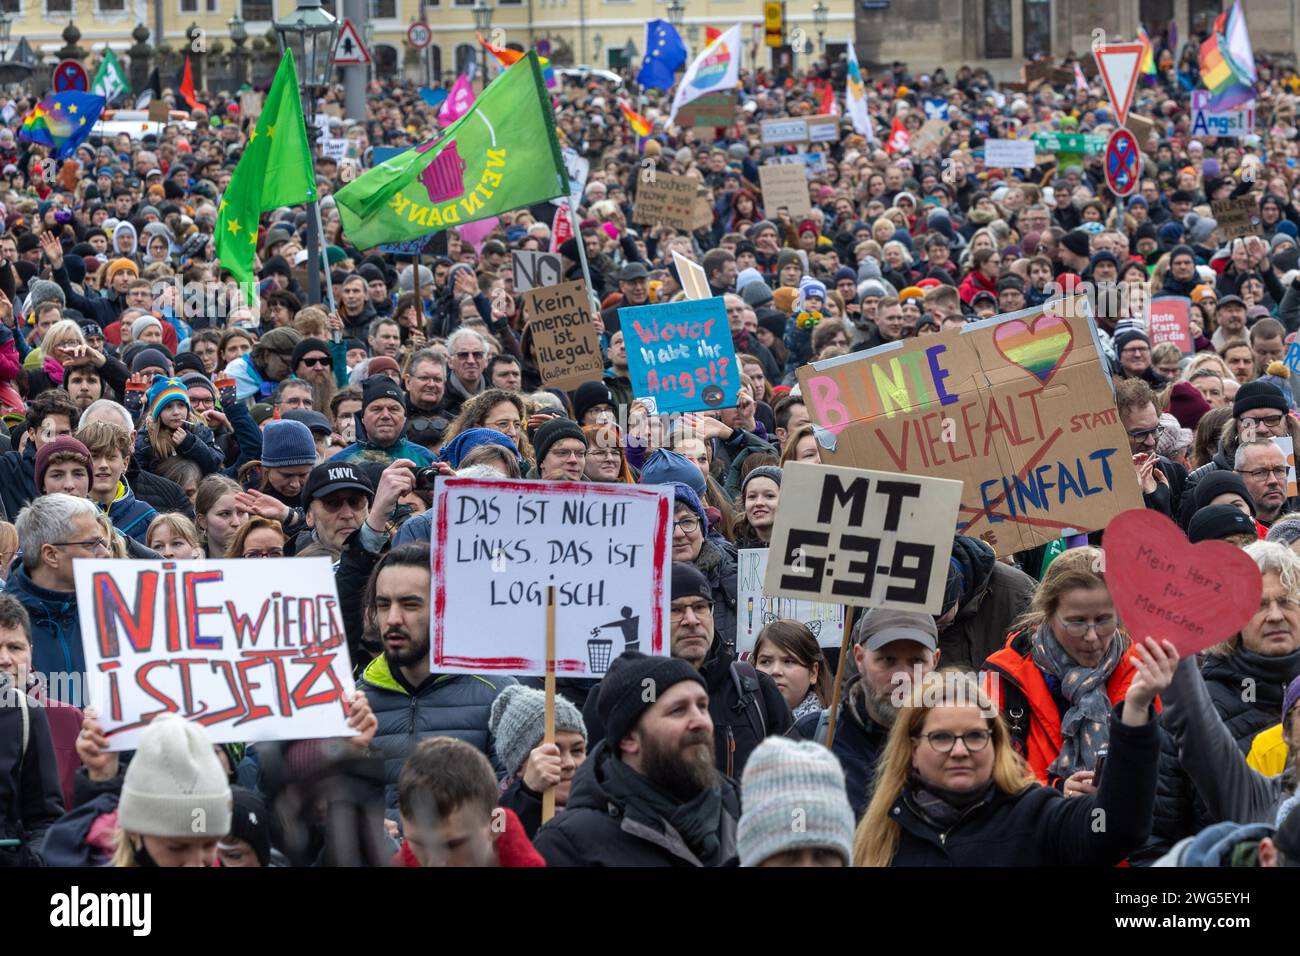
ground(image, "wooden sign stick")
xmin=541 ymin=584 xmax=558 ymax=824
xmin=822 ymin=604 xmax=858 ymax=751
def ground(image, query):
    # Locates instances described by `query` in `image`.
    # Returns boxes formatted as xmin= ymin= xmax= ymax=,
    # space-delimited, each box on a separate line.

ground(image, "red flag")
xmin=551 ymin=205 xmax=573 ymax=253
xmin=178 ymin=55 xmax=198 ymax=110
xmin=885 ymin=115 xmax=909 ymax=154
xmin=815 ymin=78 xmax=836 ymax=115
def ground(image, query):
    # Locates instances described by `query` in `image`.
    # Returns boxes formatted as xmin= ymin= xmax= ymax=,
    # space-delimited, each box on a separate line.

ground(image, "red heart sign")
xmin=1103 ymin=509 xmax=1262 ymax=656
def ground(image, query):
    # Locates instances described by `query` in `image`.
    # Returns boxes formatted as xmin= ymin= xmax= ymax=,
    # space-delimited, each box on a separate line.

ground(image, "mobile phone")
xmin=1093 ymin=748 xmax=1108 ymax=788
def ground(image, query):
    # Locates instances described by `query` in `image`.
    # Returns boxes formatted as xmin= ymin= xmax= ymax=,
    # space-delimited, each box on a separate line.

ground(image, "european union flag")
xmin=18 ymin=91 xmax=106 ymax=159
xmin=637 ymin=20 xmax=686 ymax=91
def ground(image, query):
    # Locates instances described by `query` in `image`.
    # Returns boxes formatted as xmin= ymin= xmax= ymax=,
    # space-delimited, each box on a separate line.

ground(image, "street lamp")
xmin=812 ymin=2 xmax=828 ymax=56
xmin=472 ymin=0 xmax=492 ymax=88
xmin=686 ymin=23 xmax=699 ymax=55
xmin=273 ymin=0 xmax=340 ymax=308
xmin=666 ymin=0 xmax=684 ymax=29
xmin=0 ymin=13 xmax=12 ymax=61
xmin=228 ymin=13 xmax=248 ymax=90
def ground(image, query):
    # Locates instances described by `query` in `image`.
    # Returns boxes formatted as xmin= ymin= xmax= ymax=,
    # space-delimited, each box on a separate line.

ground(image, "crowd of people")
xmin=3 ymin=23 xmax=1300 ymax=870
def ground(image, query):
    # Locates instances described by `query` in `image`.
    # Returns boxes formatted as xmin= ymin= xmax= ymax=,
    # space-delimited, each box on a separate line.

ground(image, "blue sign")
xmin=923 ymin=98 xmax=950 ymax=121
xmin=621 ymin=297 xmax=739 ymax=415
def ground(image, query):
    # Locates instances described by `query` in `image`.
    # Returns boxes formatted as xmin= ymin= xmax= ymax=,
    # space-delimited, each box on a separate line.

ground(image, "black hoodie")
xmin=939 ymin=535 xmax=1037 ymax=670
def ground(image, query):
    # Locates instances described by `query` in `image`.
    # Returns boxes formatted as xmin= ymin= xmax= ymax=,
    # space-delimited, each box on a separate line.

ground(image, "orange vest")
xmin=982 ymin=629 xmax=1159 ymax=787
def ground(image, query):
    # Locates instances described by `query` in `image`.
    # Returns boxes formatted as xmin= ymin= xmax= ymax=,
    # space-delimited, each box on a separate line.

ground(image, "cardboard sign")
xmin=560 ymin=146 xmax=589 ymax=208
xmin=797 ymin=299 xmax=1145 ymax=556
xmin=676 ymin=92 xmax=736 ymax=128
xmin=524 ymin=280 xmax=603 ymax=391
xmin=75 ymin=558 xmax=355 ymax=751
xmin=909 ymin=118 xmax=951 ymax=156
xmin=1148 ymin=296 xmax=1193 ymax=354
xmin=737 ymin=548 xmax=845 ymax=652
xmin=512 ymin=250 xmax=564 ymax=292
xmin=633 ymin=170 xmax=711 ymax=232
xmin=984 ymin=138 xmax=1037 ymax=170
xmin=1190 ymin=91 xmax=1256 ymax=138
xmin=1125 ymin=109 xmax=1158 ymax=147
xmin=672 ymin=250 xmax=711 ymax=301
xmin=759 ymin=162 xmax=812 ymax=218
xmin=763 ymin=462 xmax=962 ymax=613
xmin=806 ymin=115 xmax=840 ymax=143
xmin=1276 ymin=436 xmax=1299 ymax=499
xmin=766 ymin=152 xmax=828 ymax=181
xmin=761 ymin=117 xmax=808 ymax=145
xmin=621 ymin=297 xmax=739 ymax=415
xmin=239 ymin=91 xmax=264 ymax=121
xmin=1211 ymin=196 xmax=1261 ymax=240
xmin=147 ymin=99 xmax=170 ymax=123
xmin=431 ymin=478 xmax=674 ymax=676
xmin=1103 ymin=509 xmax=1262 ymax=656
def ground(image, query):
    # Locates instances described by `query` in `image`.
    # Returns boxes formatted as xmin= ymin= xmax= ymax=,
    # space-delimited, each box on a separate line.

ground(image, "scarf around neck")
xmin=1030 ymin=621 xmax=1125 ymax=779
xmin=600 ymin=749 xmax=724 ymax=865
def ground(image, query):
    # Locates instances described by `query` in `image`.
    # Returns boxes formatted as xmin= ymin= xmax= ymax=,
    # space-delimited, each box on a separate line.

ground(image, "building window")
xmin=47 ymin=0 xmax=71 ymax=13
xmin=984 ymin=0 xmax=1012 ymax=59
xmin=180 ymin=0 xmax=197 ymax=11
xmin=1023 ymin=0 xmax=1051 ymax=60
xmin=98 ymin=0 xmax=125 ymax=11
xmin=454 ymin=43 xmax=475 ymax=74
xmin=0 ymin=0 xmax=17 ymax=10
xmin=242 ymin=0 xmax=272 ymax=19
xmin=369 ymin=0 xmax=396 ymax=16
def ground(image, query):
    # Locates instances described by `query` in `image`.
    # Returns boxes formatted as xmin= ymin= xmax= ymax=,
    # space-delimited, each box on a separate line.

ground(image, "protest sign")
xmin=1286 ymin=341 xmax=1300 ymax=375
xmin=1190 ymin=90 xmax=1256 ymax=138
xmin=761 ymin=117 xmax=808 ymax=145
xmin=763 ymin=462 xmax=962 ymax=613
xmin=759 ymin=163 xmax=812 ymax=218
xmin=633 ymin=170 xmax=711 ymax=231
xmin=806 ymin=115 xmax=840 ymax=143
xmin=983 ymin=138 xmax=1036 ymax=169
xmin=797 ymin=298 xmax=1145 ymax=556
xmin=560 ymin=146 xmax=589 ymax=208
xmin=1124 ymin=109 xmax=1158 ymax=148
xmin=431 ymin=478 xmax=674 ymax=676
xmin=75 ymin=558 xmax=354 ymax=751
xmin=524 ymin=280 xmax=603 ymax=391
xmin=1148 ymin=296 xmax=1193 ymax=354
xmin=239 ymin=91 xmax=264 ymax=120
xmin=1103 ymin=509 xmax=1262 ymax=656
xmin=672 ymin=250 xmax=711 ymax=300
xmin=1276 ymin=436 xmax=1299 ymax=499
xmin=909 ymin=118 xmax=951 ymax=155
xmin=321 ymin=137 xmax=349 ymax=162
xmin=737 ymin=548 xmax=845 ymax=652
xmin=621 ymin=297 xmax=739 ymax=415
xmin=147 ymin=99 xmax=170 ymax=122
xmin=1211 ymin=196 xmax=1261 ymax=240
xmin=676 ymin=92 xmax=736 ymax=128
xmin=512 ymin=250 xmax=564 ymax=292
xmin=766 ymin=152 xmax=829 ymax=180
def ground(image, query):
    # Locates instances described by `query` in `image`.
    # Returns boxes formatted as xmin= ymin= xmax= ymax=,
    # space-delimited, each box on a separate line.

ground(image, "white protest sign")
xmin=512 ymin=250 xmax=564 ymax=292
xmin=672 ymin=250 xmax=711 ymax=300
xmin=737 ymin=548 xmax=845 ymax=653
xmin=984 ymin=138 xmax=1037 ymax=170
xmin=764 ymin=462 xmax=963 ymax=613
xmin=1190 ymin=91 xmax=1256 ymax=138
xmin=561 ymin=146 xmax=589 ymax=209
xmin=321 ymin=137 xmax=349 ymax=162
xmin=431 ymin=478 xmax=674 ymax=677
xmin=761 ymin=117 xmax=808 ymax=145
xmin=75 ymin=558 xmax=355 ymax=752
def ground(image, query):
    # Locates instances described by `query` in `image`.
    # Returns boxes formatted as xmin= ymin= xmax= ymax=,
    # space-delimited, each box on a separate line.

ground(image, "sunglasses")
xmin=299 ymin=356 xmax=332 ymax=368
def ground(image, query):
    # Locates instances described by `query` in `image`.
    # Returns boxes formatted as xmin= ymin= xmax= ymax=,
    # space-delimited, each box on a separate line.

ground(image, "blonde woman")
xmin=852 ymin=659 xmax=1172 ymax=866
xmin=25 ymin=319 xmax=128 ymax=400
xmin=146 ymin=513 xmax=204 ymax=560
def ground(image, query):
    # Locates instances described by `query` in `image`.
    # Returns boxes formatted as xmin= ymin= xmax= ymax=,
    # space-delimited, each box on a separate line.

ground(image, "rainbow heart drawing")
xmin=992 ymin=313 xmax=1073 ymax=385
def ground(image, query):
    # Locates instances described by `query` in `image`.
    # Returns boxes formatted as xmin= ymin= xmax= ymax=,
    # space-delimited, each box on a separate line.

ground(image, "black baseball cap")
xmin=281 ymin=409 xmax=332 ymax=436
xmin=301 ymin=461 xmax=375 ymax=507
xmin=619 ymin=262 xmax=649 ymax=282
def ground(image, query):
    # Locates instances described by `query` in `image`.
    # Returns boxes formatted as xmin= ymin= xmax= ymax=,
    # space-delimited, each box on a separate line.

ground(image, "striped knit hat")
xmin=737 ymin=736 xmax=854 ymax=867
xmin=145 ymin=375 xmax=191 ymax=420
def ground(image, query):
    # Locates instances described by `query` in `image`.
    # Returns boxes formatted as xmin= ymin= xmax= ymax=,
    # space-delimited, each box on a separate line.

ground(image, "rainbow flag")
xmin=19 ymin=91 xmax=106 ymax=159
xmin=1200 ymin=2 xmax=1255 ymax=111
xmin=619 ymin=100 xmax=651 ymax=137
xmin=1138 ymin=25 xmax=1157 ymax=76
xmin=477 ymin=33 xmax=556 ymax=87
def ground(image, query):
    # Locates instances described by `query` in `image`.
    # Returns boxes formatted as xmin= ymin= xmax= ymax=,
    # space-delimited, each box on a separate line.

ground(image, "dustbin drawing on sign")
xmin=418 ymin=139 xmax=467 ymax=204
xmin=587 ymin=606 xmax=640 ymax=674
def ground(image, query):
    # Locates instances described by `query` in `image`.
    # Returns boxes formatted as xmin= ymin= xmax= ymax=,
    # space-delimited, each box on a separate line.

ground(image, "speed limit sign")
xmin=407 ymin=21 xmax=431 ymax=49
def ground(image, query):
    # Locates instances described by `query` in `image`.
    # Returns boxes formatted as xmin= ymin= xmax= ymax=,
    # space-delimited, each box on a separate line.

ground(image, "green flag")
xmin=336 ymin=51 xmax=568 ymax=250
xmin=91 ymin=49 xmax=130 ymax=105
xmin=215 ymin=50 xmax=315 ymax=286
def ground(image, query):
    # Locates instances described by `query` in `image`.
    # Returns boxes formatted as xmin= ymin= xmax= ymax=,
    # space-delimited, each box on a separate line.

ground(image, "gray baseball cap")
xmin=853 ymin=608 xmax=938 ymax=652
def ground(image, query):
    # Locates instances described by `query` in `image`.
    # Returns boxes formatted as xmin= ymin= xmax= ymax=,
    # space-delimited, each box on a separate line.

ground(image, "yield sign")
xmin=1094 ymin=42 xmax=1144 ymax=125
xmin=333 ymin=18 xmax=372 ymax=66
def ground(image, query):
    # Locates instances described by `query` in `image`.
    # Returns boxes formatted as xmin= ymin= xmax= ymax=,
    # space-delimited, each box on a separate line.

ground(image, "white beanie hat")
xmin=117 ymin=714 xmax=232 ymax=839
xmin=737 ymin=736 xmax=854 ymax=867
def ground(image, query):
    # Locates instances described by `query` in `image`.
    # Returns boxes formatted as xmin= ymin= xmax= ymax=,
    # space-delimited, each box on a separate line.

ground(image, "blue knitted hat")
xmin=438 ymin=427 xmax=520 ymax=469
xmin=640 ymin=448 xmax=707 ymax=496
xmin=260 ymin=419 xmax=317 ymax=468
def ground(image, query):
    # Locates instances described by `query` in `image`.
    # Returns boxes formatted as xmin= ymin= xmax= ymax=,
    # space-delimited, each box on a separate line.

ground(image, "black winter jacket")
xmin=0 ymin=687 xmax=64 ymax=865
xmin=532 ymin=740 xmax=742 ymax=866
xmin=829 ymin=674 xmax=892 ymax=819
xmin=885 ymin=707 xmax=1160 ymax=865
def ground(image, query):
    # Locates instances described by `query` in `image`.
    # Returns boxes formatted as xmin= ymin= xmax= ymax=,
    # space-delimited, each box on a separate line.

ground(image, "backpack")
xmin=728 ymin=660 xmax=768 ymax=742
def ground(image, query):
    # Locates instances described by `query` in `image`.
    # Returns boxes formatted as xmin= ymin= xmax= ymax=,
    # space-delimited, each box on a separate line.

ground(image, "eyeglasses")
xmin=547 ymin=448 xmax=586 ymax=460
xmin=1240 ymin=414 xmax=1285 ymax=429
xmin=1121 ymin=345 xmax=1150 ymax=356
xmin=454 ymin=351 xmax=486 ymax=361
xmin=1257 ymin=596 xmax=1300 ymax=615
xmin=1237 ymin=466 xmax=1289 ymax=481
xmin=1126 ymin=425 xmax=1163 ymax=443
xmin=1054 ymin=614 xmax=1119 ymax=639
xmin=670 ymin=599 xmax=714 ymax=622
xmin=586 ymin=448 xmax=621 ymax=460
xmin=409 ymin=417 xmax=448 ymax=434
xmin=243 ymin=548 xmax=286 ymax=559
xmin=410 ymin=374 xmax=443 ymax=385
xmin=912 ymin=730 xmax=993 ymax=753
xmin=673 ymin=516 xmax=700 ymax=534
xmin=51 ymin=537 xmax=110 ymax=553
xmin=317 ymin=493 xmax=368 ymax=513
xmin=299 ymin=356 xmax=331 ymax=368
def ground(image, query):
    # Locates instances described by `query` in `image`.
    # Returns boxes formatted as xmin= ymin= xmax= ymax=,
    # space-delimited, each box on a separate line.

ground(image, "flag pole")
xmin=567 ymin=196 xmax=601 ymax=317
xmin=311 ymin=200 xmax=337 ymax=313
